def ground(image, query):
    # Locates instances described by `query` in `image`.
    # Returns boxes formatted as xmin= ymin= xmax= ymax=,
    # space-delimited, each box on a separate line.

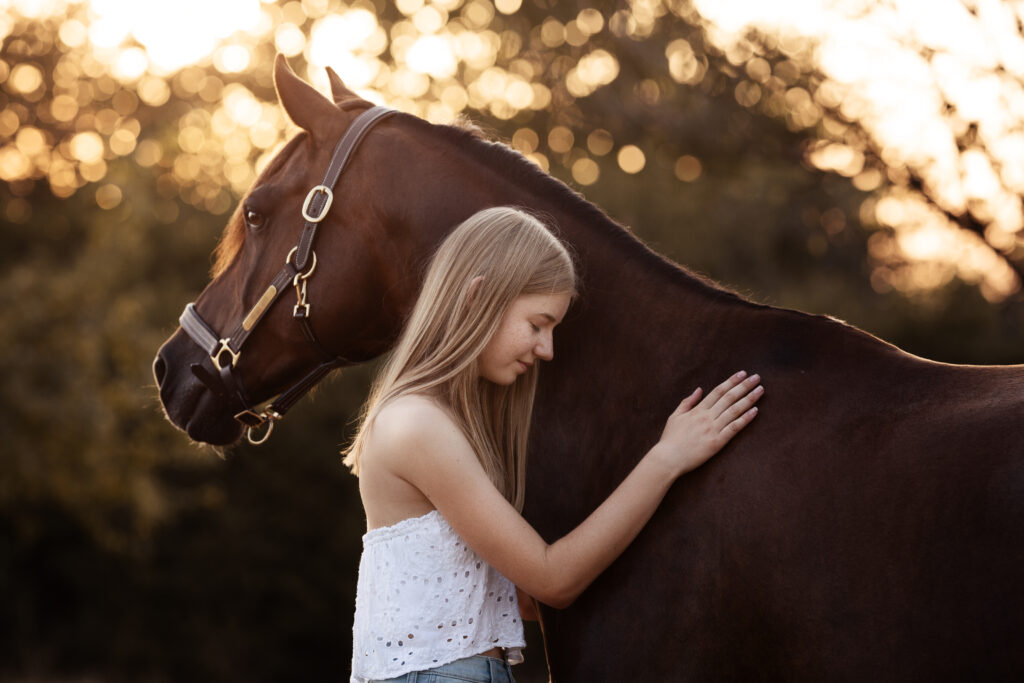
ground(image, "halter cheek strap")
xmin=177 ymin=105 xmax=397 ymax=445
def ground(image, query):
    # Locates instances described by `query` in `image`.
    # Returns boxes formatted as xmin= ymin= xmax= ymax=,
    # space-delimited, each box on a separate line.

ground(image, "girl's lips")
xmin=517 ymin=361 xmax=530 ymax=371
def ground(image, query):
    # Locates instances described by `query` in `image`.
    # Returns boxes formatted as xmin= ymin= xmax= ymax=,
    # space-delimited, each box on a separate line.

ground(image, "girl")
xmin=344 ymin=207 xmax=763 ymax=683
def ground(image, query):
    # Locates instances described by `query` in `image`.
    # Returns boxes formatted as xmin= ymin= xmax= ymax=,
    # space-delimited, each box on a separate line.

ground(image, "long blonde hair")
xmin=342 ymin=206 xmax=577 ymax=511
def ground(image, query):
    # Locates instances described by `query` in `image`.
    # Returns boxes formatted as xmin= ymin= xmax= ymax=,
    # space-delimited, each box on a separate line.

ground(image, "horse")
xmin=154 ymin=56 xmax=1024 ymax=681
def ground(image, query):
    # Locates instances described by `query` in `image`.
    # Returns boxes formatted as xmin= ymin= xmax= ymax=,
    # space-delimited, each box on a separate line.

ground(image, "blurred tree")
xmin=2 ymin=1 xmax=1023 ymax=681
xmin=687 ymin=0 xmax=1024 ymax=301
xmin=4 ymin=1 xmax=1024 ymax=302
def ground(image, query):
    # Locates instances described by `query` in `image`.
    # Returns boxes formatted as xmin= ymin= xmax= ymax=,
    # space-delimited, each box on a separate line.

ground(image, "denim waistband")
xmin=364 ymin=653 xmax=514 ymax=683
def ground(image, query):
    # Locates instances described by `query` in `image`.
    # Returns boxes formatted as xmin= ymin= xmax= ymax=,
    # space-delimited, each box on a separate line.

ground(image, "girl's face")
xmin=478 ymin=291 xmax=572 ymax=385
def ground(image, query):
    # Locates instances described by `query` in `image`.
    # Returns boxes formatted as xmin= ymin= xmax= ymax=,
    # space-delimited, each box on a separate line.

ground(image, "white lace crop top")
xmin=350 ymin=509 xmax=526 ymax=682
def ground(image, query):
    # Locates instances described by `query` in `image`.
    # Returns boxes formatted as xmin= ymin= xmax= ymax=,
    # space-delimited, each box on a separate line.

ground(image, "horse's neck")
xmin=490 ymin=181 xmax=751 ymax=370
xmin=556 ymin=206 xmax=737 ymax=324
xmin=543 ymin=205 xmax=754 ymax=408
xmin=403 ymin=126 xmax=740 ymax=351
xmin=432 ymin=144 xmax=762 ymax=413
xmin=404 ymin=130 xmax=910 ymax=534
xmin=397 ymin=124 xmax=918 ymax=418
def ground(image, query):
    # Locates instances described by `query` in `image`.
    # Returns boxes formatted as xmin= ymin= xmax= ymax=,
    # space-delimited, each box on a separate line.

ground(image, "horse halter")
xmin=178 ymin=105 xmax=396 ymax=445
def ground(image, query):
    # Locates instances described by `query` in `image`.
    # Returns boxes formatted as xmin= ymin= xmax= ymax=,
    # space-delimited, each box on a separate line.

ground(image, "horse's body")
xmin=155 ymin=58 xmax=1024 ymax=680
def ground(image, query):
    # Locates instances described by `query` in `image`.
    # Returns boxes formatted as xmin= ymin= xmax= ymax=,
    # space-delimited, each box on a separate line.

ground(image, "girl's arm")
xmin=369 ymin=371 xmax=762 ymax=609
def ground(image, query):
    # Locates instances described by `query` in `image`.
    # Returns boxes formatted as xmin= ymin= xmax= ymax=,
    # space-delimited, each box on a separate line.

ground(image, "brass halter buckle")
xmin=301 ymin=185 xmax=334 ymax=223
xmin=211 ymin=338 xmax=240 ymax=371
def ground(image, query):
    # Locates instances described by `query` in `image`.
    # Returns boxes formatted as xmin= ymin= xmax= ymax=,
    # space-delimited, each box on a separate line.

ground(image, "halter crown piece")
xmin=178 ymin=105 xmax=397 ymax=445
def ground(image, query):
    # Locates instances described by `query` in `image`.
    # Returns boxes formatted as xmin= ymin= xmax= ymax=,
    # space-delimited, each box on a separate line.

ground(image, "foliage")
xmin=1 ymin=1 xmax=1022 ymax=681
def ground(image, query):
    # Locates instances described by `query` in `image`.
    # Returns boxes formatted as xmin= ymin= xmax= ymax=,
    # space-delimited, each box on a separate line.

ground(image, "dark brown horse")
xmin=154 ymin=57 xmax=1024 ymax=681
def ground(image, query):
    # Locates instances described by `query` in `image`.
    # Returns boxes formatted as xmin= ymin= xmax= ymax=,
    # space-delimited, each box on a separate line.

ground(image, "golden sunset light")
xmin=5 ymin=4 xmax=1024 ymax=681
xmin=695 ymin=0 xmax=1024 ymax=298
xmin=3 ymin=0 xmax=1024 ymax=301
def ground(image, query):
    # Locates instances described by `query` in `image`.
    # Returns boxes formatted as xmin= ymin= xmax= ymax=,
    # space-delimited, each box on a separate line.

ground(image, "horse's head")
xmin=154 ymin=56 xmax=422 ymax=445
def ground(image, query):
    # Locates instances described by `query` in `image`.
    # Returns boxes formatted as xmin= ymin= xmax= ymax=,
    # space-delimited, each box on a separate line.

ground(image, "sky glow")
xmin=2 ymin=0 xmax=1023 ymax=300
xmin=87 ymin=0 xmax=263 ymax=73
xmin=694 ymin=0 xmax=1024 ymax=298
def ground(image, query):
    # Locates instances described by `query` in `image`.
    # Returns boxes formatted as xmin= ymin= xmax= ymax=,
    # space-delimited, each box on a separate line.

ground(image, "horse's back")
xmin=703 ymin=350 xmax=1024 ymax=679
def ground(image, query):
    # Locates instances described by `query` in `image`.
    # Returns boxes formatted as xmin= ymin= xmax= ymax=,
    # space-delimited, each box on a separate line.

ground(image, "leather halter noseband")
xmin=178 ymin=105 xmax=396 ymax=445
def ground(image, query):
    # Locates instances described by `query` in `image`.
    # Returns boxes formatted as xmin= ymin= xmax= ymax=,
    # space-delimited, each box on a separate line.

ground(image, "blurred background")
xmin=2 ymin=0 xmax=1023 ymax=680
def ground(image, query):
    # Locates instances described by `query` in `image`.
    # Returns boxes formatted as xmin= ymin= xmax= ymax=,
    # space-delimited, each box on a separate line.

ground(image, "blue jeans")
xmin=373 ymin=654 xmax=515 ymax=683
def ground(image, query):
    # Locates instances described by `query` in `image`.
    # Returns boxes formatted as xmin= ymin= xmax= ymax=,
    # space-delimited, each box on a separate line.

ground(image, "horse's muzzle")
xmin=154 ymin=331 xmax=245 ymax=445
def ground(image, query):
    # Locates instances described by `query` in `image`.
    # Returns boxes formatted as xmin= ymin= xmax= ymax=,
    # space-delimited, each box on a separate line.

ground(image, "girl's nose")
xmin=535 ymin=331 xmax=554 ymax=361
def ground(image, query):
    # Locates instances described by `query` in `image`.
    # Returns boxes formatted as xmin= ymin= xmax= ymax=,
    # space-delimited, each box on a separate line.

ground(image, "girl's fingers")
xmin=724 ymin=406 xmax=759 ymax=437
xmin=674 ymin=387 xmax=702 ymax=414
xmin=715 ymin=384 xmax=764 ymax=427
xmin=710 ymin=373 xmax=761 ymax=417
xmin=701 ymin=371 xmax=748 ymax=407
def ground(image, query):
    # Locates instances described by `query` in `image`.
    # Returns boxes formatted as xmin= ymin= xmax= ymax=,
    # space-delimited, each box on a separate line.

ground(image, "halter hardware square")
xmin=212 ymin=338 xmax=240 ymax=371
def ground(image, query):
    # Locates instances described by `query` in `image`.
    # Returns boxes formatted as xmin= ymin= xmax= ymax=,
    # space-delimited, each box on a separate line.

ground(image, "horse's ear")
xmin=274 ymin=54 xmax=338 ymax=136
xmin=326 ymin=66 xmax=360 ymax=106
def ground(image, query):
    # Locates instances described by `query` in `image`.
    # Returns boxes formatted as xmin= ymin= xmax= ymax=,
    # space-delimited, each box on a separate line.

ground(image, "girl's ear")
xmin=465 ymin=276 xmax=485 ymax=304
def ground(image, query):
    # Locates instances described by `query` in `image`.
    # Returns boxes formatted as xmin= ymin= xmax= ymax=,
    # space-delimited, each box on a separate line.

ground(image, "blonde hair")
xmin=342 ymin=206 xmax=577 ymax=511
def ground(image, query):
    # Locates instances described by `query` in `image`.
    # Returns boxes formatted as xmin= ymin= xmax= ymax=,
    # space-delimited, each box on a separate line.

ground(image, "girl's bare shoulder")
xmin=369 ymin=394 xmax=467 ymax=456
xmin=374 ymin=393 xmax=451 ymax=429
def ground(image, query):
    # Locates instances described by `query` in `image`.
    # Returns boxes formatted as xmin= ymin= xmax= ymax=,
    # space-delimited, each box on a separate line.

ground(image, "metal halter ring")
xmin=237 ymin=408 xmax=281 ymax=445
xmin=246 ymin=418 xmax=275 ymax=445
xmin=301 ymin=185 xmax=334 ymax=223
xmin=285 ymin=247 xmax=318 ymax=281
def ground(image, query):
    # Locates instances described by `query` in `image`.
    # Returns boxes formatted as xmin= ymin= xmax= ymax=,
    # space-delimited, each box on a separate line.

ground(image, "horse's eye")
xmin=244 ymin=206 xmax=265 ymax=230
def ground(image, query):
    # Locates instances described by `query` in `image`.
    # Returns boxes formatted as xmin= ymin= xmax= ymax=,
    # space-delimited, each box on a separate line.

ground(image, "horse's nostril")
xmin=153 ymin=353 xmax=167 ymax=386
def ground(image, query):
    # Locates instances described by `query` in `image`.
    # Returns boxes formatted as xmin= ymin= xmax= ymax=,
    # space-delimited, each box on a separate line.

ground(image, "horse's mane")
xmin=420 ymin=115 xmax=758 ymax=308
xmin=429 ymin=118 xmax=933 ymax=364
xmin=422 ymin=118 xmax=943 ymax=374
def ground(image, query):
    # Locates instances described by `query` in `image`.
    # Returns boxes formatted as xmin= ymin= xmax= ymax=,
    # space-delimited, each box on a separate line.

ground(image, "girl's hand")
xmin=654 ymin=371 xmax=763 ymax=478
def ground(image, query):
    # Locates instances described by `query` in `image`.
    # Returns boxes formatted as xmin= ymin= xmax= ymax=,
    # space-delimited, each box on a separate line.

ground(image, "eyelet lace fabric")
xmin=350 ymin=510 xmax=526 ymax=682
